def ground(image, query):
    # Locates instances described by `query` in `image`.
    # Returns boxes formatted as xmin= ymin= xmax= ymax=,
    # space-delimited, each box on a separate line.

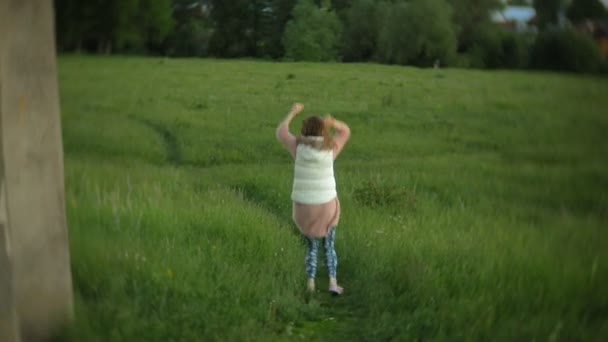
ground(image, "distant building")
xmin=491 ymin=6 xmax=537 ymax=32
xmin=494 ymin=1 xmax=608 ymax=58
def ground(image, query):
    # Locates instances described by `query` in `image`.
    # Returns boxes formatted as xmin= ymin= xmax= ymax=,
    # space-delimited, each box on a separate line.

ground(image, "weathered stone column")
xmin=0 ymin=0 xmax=74 ymax=340
xmin=0 ymin=2 xmax=20 ymax=341
xmin=0 ymin=178 xmax=20 ymax=342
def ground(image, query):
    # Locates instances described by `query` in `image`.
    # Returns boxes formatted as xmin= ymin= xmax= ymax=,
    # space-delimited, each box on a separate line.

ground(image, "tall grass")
xmin=57 ymin=56 xmax=608 ymax=340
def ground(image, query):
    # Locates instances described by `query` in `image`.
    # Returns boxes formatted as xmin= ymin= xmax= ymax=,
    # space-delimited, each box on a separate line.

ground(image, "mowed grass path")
xmin=58 ymin=56 xmax=608 ymax=341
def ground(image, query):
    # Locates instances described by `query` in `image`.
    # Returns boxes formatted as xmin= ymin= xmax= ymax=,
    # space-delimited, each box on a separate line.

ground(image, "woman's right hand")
xmin=291 ymin=103 xmax=304 ymax=115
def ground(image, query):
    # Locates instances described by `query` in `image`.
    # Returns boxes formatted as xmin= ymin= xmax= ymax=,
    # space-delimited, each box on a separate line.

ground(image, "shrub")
xmin=529 ymin=28 xmax=604 ymax=73
xmin=376 ymin=0 xmax=457 ymax=67
xmin=282 ymin=0 xmax=342 ymax=62
xmin=467 ymin=26 xmax=532 ymax=69
xmin=165 ymin=19 xmax=212 ymax=57
xmin=341 ymin=0 xmax=381 ymax=62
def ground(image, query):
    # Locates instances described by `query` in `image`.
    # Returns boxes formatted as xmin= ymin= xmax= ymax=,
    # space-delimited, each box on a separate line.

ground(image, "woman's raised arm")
xmin=325 ymin=116 xmax=350 ymax=159
xmin=276 ymin=103 xmax=304 ymax=158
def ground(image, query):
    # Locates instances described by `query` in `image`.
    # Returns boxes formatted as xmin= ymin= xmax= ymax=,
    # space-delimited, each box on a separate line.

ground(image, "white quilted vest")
xmin=291 ymin=143 xmax=336 ymax=204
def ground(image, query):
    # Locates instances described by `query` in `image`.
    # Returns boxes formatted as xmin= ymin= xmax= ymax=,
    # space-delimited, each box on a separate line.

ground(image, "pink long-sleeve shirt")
xmin=276 ymin=121 xmax=350 ymax=238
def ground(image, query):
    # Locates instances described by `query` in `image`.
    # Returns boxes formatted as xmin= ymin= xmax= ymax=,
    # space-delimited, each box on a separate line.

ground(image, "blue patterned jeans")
xmin=304 ymin=226 xmax=338 ymax=278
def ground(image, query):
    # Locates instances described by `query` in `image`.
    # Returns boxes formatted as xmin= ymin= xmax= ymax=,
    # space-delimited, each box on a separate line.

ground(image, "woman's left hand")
xmin=324 ymin=115 xmax=335 ymax=128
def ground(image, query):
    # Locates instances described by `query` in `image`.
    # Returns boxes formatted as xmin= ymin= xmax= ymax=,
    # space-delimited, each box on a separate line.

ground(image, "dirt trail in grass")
xmin=129 ymin=116 xmax=182 ymax=165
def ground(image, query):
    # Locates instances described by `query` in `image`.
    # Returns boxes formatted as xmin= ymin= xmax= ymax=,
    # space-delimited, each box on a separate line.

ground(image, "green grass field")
xmin=57 ymin=55 xmax=608 ymax=341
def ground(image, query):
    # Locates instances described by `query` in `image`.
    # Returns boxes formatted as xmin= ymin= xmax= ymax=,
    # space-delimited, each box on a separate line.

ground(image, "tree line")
xmin=54 ymin=0 xmax=608 ymax=73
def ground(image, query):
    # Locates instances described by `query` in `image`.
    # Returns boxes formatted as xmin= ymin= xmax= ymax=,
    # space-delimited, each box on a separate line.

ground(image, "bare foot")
xmin=329 ymin=284 xmax=343 ymax=295
xmin=307 ymin=278 xmax=315 ymax=292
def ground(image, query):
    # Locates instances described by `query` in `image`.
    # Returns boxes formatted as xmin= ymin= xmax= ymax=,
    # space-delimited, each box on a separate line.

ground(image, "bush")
xmin=341 ymin=0 xmax=381 ymax=62
xmin=529 ymin=28 xmax=604 ymax=73
xmin=467 ymin=26 xmax=532 ymax=69
xmin=376 ymin=0 xmax=457 ymax=67
xmin=282 ymin=0 xmax=342 ymax=62
xmin=601 ymin=59 xmax=608 ymax=74
xmin=165 ymin=19 xmax=212 ymax=57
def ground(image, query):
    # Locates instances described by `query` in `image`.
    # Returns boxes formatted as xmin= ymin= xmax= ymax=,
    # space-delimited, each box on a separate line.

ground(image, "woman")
xmin=276 ymin=102 xmax=351 ymax=295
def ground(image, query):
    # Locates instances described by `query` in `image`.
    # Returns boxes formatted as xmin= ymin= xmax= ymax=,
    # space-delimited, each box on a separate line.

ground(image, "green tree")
xmin=567 ymin=0 xmax=608 ymax=23
xmin=208 ymin=0 xmax=253 ymax=57
xmin=282 ymin=0 xmax=343 ymax=61
xmin=468 ymin=24 xmax=532 ymax=68
xmin=140 ymin=0 xmax=174 ymax=52
xmin=330 ymin=0 xmax=354 ymax=15
xmin=55 ymin=0 xmax=98 ymax=51
xmin=533 ymin=0 xmax=567 ymax=29
xmin=208 ymin=0 xmax=295 ymax=58
xmin=530 ymin=28 xmax=603 ymax=73
xmin=341 ymin=0 xmax=380 ymax=61
xmin=164 ymin=0 xmax=214 ymax=57
xmin=312 ymin=0 xmax=352 ymax=11
xmin=446 ymin=0 xmax=503 ymax=53
xmin=115 ymin=0 xmax=173 ymax=53
xmin=376 ymin=0 xmax=457 ymax=66
xmin=54 ymin=0 xmax=173 ymax=54
xmin=258 ymin=0 xmax=298 ymax=58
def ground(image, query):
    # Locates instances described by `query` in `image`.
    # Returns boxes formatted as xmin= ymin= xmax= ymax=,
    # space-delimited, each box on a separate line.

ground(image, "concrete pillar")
xmin=0 ymin=3 xmax=20 ymax=342
xmin=1 ymin=178 xmax=20 ymax=342
xmin=0 ymin=0 xmax=74 ymax=340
